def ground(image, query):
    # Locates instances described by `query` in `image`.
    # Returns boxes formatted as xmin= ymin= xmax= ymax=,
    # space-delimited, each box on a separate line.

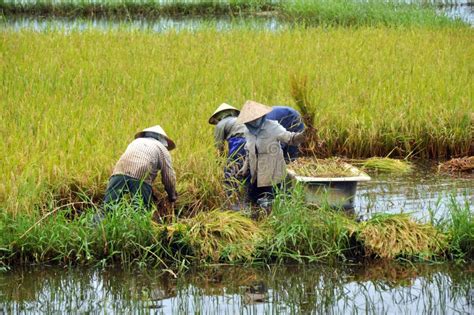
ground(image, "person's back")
xmin=113 ymin=137 xmax=170 ymax=186
xmin=267 ymin=106 xmax=303 ymax=132
xmin=104 ymin=125 xmax=177 ymax=211
xmin=266 ymin=106 xmax=305 ymax=162
xmin=209 ymin=104 xmax=248 ymax=208
xmin=214 ymin=116 xmax=247 ymax=155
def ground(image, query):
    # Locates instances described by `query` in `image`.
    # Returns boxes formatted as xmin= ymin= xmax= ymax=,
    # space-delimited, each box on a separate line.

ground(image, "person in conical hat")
xmin=237 ymin=100 xmax=306 ymax=205
xmin=103 ymin=125 xmax=178 ymax=211
xmin=209 ymin=103 xmax=248 ymax=208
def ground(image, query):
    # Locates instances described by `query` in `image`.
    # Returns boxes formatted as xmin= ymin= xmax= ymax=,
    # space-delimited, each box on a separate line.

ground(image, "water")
xmin=0 ymin=2 xmax=473 ymax=32
xmin=0 ymin=263 xmax=472 ymax=314
xmin=0 ymin=16 xmax=285 ymax=33
xmin=355 ymin=168 xmax=473 ymax=220
xmin=439 ymin=1 xmax=474 ymax=25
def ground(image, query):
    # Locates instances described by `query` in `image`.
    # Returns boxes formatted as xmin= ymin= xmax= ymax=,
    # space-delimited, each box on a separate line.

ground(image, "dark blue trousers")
xmin=223 ymin=137 xmax=247 ymax=198
xmin=103 ymin=174 xmax=154 ymax=210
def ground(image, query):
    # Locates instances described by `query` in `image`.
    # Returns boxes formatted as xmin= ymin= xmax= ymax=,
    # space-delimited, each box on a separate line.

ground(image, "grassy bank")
xmin=1 ymin=27 xmax=473 ymax=213
xmin=0 ymin=0 xmax=467 ymax=27
xmin=0 ymin=188 xmax=472 ymax=269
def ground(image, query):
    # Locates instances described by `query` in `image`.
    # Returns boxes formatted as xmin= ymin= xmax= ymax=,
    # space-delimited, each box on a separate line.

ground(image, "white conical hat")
xmin=208 ymin=103 xmax=240 ymax=125
xmin=135 ymin=125 xmax=176 ymax=150
xmin=236 ymin=100 xmax=272 ymax=124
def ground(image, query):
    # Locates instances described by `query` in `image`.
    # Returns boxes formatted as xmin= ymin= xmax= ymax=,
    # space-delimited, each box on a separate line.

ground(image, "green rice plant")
xmin=352 ymin=157 xmax=413 ymax=174
xmin=280 ymin=0 xmax=466 ymax=27
xmin=262 ymin=184 xmax=355 ymax=262
xmin=441 ymin=195 xmax=473 ymax=260
xmin=0 ymin=200 xmax=165 ymax=266
xmin=0 ymin=0 xmax=274 ymax=19
xmin=354 ymin=213 xmax=447 ymax=259
xmin=1 ymin=192 xmax=472 ymax=267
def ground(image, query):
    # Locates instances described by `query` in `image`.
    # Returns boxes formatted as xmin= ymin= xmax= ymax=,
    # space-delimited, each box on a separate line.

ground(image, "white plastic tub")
xmin=287 ymin=163 xmax=371 ymax=210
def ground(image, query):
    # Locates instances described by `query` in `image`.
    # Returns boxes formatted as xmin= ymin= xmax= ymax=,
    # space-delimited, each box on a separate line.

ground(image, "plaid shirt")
xmin=112 ymin=137 xmax=176 ymax=198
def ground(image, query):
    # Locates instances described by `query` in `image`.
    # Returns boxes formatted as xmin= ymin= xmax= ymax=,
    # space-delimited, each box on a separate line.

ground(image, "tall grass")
xmin=0 ymin=0 xmax=467 ymax=27
xmin=437 ymin=195 xmax=474 ymax=260
xmin=261 ymin=186 xmax=355 ymax=262
xmin=1 ymin=27 xmax=472 ymax=213
xmin=280 ymin=0 xmax=467 ymax=27
xmin=0 ymin=187 xmax=472 ymax=267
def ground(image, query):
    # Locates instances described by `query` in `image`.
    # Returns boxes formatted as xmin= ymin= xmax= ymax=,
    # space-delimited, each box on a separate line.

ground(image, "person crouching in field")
xmin=266 ymin=105 xmax=305 ymax=162
xmin=237 ymin=101 xmax=306 ymax=205
xmin=209 ymin=103 xmax=248 ymax=208
xmin=103 ymin=125 xmax=178 ymax=211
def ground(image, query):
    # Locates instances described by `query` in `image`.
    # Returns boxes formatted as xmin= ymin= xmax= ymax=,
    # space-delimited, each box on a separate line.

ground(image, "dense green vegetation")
xmin=0 ymin=187 xmax=472 ymax=269
xmin=1 ymin=0 xmax=468 ymax=27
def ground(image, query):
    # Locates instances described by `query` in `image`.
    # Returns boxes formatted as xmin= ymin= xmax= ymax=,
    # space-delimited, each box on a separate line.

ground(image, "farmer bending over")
xmin=238 ymin=101 xmax=305 ymax=205
xmin=209 ymin=103 xmax=248 ymax=207
xmin=103 ymin=125 xmax=178 ymax=210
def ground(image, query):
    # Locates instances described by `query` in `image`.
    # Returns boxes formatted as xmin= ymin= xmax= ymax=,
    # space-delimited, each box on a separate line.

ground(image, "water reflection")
xmin=0 ymin=263 xmax=472 ymax=314
xmin=1 ymin=2 xmax=473 ymax=33
xmin=0 ymin=16 xmax=286 ymax=33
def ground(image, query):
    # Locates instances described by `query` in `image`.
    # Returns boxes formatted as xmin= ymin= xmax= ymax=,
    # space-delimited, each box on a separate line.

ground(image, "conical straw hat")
xmin=208 ymin=103 xmax=240 ymax=125
xmin=135 ymin=125 xmax=176 ymax=150
xmin=236 ymin=100 xmax=272 ymax=124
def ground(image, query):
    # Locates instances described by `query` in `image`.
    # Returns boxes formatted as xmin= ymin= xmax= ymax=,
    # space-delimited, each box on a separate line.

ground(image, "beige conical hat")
xmin=135 ymin=125 xmax=176 ymax=150
xmin=236 ymin=100 xmax=272 ymax=124
xmin=208 ymin=103 xmax=240 ymax=125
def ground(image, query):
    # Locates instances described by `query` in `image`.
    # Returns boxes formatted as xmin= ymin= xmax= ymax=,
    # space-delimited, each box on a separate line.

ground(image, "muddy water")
xmin=355 ymin=168 xmax=473 ymax=220
xmin=0 ymin=263 xmax=472 ymax=314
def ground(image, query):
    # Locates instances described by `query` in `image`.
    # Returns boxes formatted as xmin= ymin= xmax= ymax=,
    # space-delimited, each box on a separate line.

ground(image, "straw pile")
xmin=288 ymin=158 xmax=354 ymax=177
xmin=438 ymin=156 xmax=474 ymax=173
xmin=158 ymin=210 xmax=264 ymax=262
xmin=355 ymin=214 xmax=447 ymax=259
xmin=353 ymin=157 xmax=412 ymax=174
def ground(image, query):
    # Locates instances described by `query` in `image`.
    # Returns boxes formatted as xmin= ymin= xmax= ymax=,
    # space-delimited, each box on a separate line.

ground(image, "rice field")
xmin=1 ymin=26 xmax=472 ymax=214
xmin=0 ymin=0 xmax=473 ymax=277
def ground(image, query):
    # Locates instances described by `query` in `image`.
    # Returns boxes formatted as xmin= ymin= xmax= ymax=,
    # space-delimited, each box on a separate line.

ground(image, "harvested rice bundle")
xmin=353 ymin=157 xmax=412 ymax=174
xmin=289 ymin=157 xmax=354 ymax=177
xmin=156 ymin=210 xmax=264 ymax=263
xmin=438 ymin=156 xmax=474 ymax=173
xmin=355 ymin=214 xmax=447 ymax=259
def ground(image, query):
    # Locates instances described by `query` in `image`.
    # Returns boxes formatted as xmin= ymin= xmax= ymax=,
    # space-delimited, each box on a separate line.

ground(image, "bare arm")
xmin=160 ymin=149 xmax=178 ymax=202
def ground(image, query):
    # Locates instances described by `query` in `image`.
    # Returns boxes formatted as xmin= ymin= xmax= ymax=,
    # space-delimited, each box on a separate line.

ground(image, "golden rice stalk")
xmin=356 ymin=214 xmax=447 ymax=259
xmin=354 ymin=157 xmax=412 ymax=174
xmin=157 ymin=210 xmax=264 ymax=262
xmin=289 ymin=157 xmax=354 ymax=177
